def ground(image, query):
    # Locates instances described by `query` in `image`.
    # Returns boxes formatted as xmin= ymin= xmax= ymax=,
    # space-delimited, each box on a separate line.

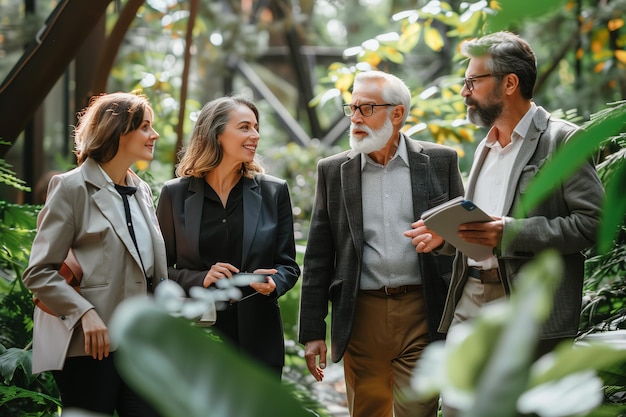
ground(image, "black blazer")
xmin=156 ymin=174 xmax=300 ymax=367
xmin=298 ymin=135 xmax=464 ymax=363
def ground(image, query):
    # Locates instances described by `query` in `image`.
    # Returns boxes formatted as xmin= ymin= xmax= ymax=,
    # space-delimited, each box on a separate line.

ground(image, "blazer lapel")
xmin=183 ymin=177 xmax=205 ymax=263
xmin=242 ymin=177 xmax=261 ymax=269
xmin=502 ymin=106 xmax=548 ymax=214
xmin=82 ymin=160 xmax=144 ymax=272
xmin=466 ymin=145 xmax=490 ymax=200
xmin=341 ymin=154 xmax=364 ymax=256
xmin=405 ymin=137 xmax=430 ymax=218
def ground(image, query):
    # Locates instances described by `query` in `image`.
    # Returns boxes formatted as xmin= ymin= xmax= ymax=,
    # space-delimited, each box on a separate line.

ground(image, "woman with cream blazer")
xmin=24 ymin=158 xmax=167 ymax=373
xmin=22 ymin=92 xmax=167 ymax=417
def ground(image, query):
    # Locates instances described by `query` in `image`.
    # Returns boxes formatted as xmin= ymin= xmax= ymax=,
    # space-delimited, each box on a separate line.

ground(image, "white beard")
xmin=349 ymin=118 xmax=394 ymax=154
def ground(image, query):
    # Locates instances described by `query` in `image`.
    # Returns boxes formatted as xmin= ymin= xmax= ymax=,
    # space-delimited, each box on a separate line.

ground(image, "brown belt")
xmin=468 ymin=267 xmax=500 ymax=284
xmin=365 ymin=284 xmax=422 ymax=296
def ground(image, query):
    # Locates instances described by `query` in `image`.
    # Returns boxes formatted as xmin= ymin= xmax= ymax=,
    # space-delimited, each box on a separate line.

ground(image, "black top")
xmin=199 ymin=178 xmax=244 ymax=270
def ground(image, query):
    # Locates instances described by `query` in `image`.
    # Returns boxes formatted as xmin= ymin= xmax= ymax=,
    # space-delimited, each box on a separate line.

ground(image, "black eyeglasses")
xmin=343 ymin=103 xmax=398 ymax=117
xmin=463 ymin=73 xmax=508 ymax=91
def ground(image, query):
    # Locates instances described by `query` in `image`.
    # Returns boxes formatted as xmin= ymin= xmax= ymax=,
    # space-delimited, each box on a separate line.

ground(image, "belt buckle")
xmin=470 ymin=267 xmax=500 ymax=284
xmin=384 ymin=285 xmax=407 ymax=296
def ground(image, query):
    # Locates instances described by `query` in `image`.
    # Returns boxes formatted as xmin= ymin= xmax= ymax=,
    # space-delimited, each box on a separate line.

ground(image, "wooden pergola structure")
xmin=0 ymin=0 xmax=350 ymax=203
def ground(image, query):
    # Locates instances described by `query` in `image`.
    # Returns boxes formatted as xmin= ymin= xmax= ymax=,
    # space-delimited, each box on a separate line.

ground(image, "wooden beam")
xmin=0 ymin=0 xmax=114 ymax=157
xmin=234 ymin=58 xmax=312 ymax=147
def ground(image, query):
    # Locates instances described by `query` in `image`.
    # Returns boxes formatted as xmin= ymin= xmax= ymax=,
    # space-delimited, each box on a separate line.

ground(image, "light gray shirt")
xmin=359 ymin=136 xmax=422 ymax=290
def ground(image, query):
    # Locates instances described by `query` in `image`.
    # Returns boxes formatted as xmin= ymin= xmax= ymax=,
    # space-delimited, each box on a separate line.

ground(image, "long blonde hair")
xmin=176 ymin=96 xmax=265 ymax=179
xmin=73 ymin=92 xmax=151 ymax=165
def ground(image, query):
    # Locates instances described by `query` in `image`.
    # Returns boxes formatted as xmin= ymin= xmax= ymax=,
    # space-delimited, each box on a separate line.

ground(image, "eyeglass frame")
xmin=463 ymin=73 xmax=509 ymax=91
xmin=342 ymin=103 xmax=398 ymax=117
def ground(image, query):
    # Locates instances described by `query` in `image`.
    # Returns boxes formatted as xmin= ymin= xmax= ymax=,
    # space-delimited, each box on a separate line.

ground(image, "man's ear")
xmin=392 ymin=105 xmax=406 ymax=124
xmin=503 ymin=73 xmax=520 ymax=96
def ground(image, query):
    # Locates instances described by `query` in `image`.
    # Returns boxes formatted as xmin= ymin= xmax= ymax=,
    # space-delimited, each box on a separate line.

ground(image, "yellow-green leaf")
xmin=615 ymin=50 xmax=626 ymax=65
xmin=424 ymin=26 xmax=444 ymax=52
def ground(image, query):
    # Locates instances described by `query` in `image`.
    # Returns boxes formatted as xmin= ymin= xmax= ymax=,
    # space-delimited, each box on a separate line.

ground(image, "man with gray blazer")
xmin=298 ymin=71 xmax=464 ymax=417
xmin=406 ymin=32 xmax=604 ymax=417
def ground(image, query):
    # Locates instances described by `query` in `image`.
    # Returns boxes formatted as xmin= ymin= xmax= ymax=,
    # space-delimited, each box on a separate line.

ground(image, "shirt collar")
xmin=485 ymin=102 xmax=538 ymax=150
xmin=513 ymin=102 xmax=538 ymax=139
xmin=97 ymin=164 xmax=135 ymax=190
xmin=360 ymin=134 xmax=409 ymax=170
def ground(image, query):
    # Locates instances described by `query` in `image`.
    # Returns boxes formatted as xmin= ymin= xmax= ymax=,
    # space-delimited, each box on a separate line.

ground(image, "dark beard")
xmin=466 ymin=99 xmax=503 ymax=127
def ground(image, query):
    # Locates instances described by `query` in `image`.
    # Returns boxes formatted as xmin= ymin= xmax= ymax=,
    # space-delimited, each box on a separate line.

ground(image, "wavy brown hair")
xmin=73 ymin=92 xmax=151 ymax=165
xmin=175 ymin=96 xmax=265 ymax=179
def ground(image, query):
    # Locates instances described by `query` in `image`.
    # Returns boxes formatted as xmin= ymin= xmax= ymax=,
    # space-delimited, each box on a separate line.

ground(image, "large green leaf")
xmin=0 ymin=348 xmax=33 ymax=385
xmin=486 ymin=0 xmax=569 ymax=31
xmin=109 ymin=297 xmax=313 ymax=417
xmin=464 ymin=250 xmax=563 ymax=417
xmin=513 ymin=102 xmax=626 ymax=253
xmin=528 ymin=343 xmax=626 ymax=387
xmin=599 ymin=158 xmax=626 ymax=251
xmin=0 ymin=385 xmax=61 ymax=409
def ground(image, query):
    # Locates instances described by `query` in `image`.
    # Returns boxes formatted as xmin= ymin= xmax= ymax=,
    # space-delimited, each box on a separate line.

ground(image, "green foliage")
xmin=0 ymin=156 xmax=29 ymax=192
xmin=0 ymin=159 xmax=59 ymax=416
xmin=0 ymin=278 xmax=34 ymax=352
xmin=109 ymin=297 xmax=317 ymax=417
xmin=0 ymin=385 xmax=60 ymax=416
xmin=263 ymin=141 xmax=340 ymax=242
xmin=413 ymin=251 xmax=626 ymax=417
xmin=486 ymin=0 xmax=570 ymax=32
xmin=512 ymin=102 xmax=626 ymax=338
xmin=0 ymin=281 xmax=60 ymax=416
xmin=311 ymin=0 xmax=491 ymax=148
xmin=3 ymin=0 xmax=626 ymax=415
xmin=513 ymin=100 xmax=626 ymax=252
xmin=0 ymin=201 xmax=38 ymax=276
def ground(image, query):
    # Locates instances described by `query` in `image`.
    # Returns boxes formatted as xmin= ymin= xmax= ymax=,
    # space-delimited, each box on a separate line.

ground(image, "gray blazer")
xmin=298 ymin=134 xmax=464 ymax=363
xmin=156 ymin=174 xmax=300 ymax=368
xmin=23 ymin=158 xmax=168 ymax=373
xmin=439 ymin=106 xmax=605 ymax=338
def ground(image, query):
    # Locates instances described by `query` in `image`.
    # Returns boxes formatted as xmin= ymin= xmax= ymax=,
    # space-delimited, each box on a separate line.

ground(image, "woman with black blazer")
xmin=156 ymin=96 xmax=300 ymax=378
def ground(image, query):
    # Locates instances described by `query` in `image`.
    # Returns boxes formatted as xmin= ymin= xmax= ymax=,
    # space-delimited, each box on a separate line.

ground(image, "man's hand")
xmin=404 ymin=219 xmax=444 ymax=253
xmin=304 ymin=340 xmax=327 ymax=381
xmin=458 ymin=217 xmax=503 ymax=248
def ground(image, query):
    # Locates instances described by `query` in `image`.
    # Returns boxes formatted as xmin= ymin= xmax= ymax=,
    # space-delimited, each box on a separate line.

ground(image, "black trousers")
xmin=52 ymin=353 xmax=161 ymax=417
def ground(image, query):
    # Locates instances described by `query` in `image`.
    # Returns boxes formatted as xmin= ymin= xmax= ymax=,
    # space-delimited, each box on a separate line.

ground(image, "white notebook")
xmin=421 ymin=196 xmax=494 ymax=261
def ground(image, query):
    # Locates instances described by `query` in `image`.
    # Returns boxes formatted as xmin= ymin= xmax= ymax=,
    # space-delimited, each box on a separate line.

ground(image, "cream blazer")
xmin=22 ymin=158 xmax=168 ymax=373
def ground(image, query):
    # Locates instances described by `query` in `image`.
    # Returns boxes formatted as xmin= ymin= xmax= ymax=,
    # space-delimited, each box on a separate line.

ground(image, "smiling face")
xmin=218 ymin=104 xmax=260 ymax=166
xmin=118 ymin=106 xmax=159 ymax=164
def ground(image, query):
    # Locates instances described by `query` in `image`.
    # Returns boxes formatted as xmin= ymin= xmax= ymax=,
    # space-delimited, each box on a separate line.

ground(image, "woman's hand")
xmin=249 ymin=268 xmax=278 ymax=296
xmin=81 ymin=309 xmax=109 ymax=360
xmin=203 ymin=262 xmax=239 ymax=287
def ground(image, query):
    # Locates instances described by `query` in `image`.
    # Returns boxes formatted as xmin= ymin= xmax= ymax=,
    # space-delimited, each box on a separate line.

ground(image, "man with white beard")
xmin=298 ymin=70 xmax=464 ymax=417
